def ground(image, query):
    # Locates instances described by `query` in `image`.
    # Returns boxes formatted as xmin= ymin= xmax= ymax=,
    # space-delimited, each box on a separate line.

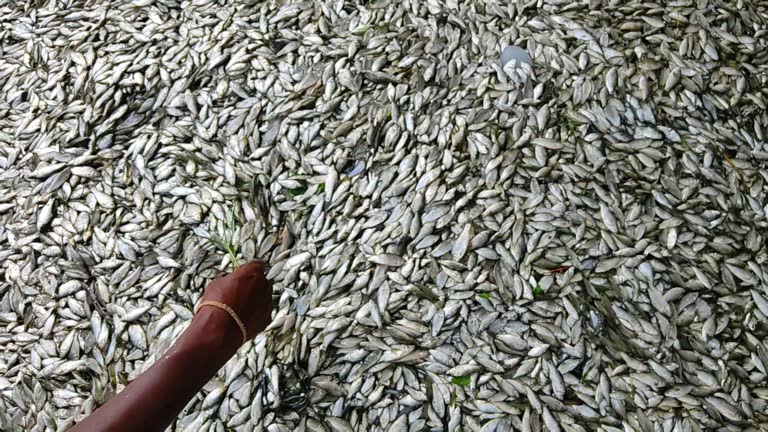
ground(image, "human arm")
xmin=68 ymin=260 xmax=272 ymax=432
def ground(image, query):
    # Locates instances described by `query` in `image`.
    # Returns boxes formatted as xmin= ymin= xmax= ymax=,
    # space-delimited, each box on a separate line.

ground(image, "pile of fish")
xmin=2 ymin=0 xmax=768 ymax=430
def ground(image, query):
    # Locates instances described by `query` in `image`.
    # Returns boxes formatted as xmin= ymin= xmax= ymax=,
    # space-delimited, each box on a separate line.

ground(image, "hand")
xmin=68 ymin=261 xmax=273 ymax=432
xmin=198 ymin=260 xmax=273 ymax=342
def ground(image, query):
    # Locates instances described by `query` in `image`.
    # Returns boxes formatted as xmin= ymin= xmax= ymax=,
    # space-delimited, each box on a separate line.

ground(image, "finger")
xmin=224 ymin=260 xmax=265 ymax=283
xmin=237 ymin=260 xmax=266 ymax=276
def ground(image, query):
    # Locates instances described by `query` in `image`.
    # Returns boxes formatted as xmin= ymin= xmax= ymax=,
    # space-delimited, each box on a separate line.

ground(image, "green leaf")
xmin=451 ymin=376 xmax=471 ymax=386
xmin=287 ymin=186 xmax=307 ymax=197
xmin=351 ymin=23 xmax=369 ymax=35
xmin=317 ymin=183 xmax=325 ymax=193
xmin=478 ymin=293 xmax=490 ymax=299
xmin=533 ymin=285 xmax=543 ymax=297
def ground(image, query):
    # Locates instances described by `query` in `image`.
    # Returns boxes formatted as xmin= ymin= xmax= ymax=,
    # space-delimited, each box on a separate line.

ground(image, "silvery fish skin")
xmin=1 ymin=0 xmax=767 ymax=431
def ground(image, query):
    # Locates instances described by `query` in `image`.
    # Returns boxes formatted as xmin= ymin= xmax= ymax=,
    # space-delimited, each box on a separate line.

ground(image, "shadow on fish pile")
xmin=1 ymin=0 xmax=768 ymax=430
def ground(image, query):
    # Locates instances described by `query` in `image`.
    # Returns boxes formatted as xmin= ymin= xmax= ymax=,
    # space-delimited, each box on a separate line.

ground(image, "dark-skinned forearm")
xmin=69 ymin=308 xmax=241 ymax=432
